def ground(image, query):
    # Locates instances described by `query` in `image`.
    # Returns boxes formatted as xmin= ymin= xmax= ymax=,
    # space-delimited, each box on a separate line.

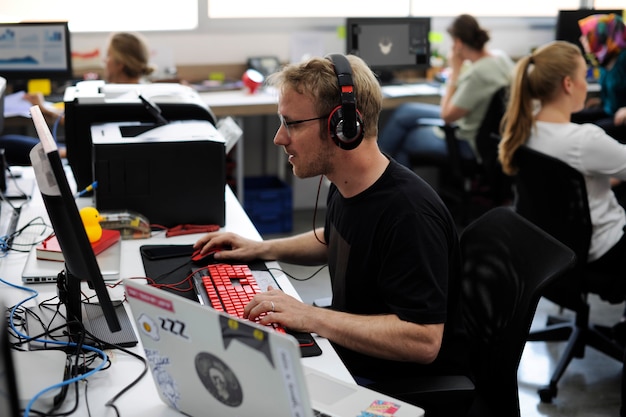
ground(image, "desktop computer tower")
xmin=91 ymin=120 xmax=226 ymax=228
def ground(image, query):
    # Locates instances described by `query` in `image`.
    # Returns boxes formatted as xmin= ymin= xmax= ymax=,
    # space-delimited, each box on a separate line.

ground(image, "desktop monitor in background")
xmin=0 ymin=21 xmax=73 ymax=89
xmin=346 ymin=17 xmax=431 ymax=84
xmin=29 ymin=105 xmax=136 ymax=347
xmin=555 ymin=9 xmax=623 ymax=55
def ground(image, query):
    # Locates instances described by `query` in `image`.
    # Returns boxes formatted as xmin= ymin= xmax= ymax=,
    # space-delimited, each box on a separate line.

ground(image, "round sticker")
xmin=195 ymin=352 xmax=243 ymax=407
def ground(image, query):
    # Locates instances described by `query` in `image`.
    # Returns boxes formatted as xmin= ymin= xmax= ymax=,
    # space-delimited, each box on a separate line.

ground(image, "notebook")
xmin=21 ymin=241 xmax=122 ymax=284
xmin=124 ymin=279 xmax=425 ymax=417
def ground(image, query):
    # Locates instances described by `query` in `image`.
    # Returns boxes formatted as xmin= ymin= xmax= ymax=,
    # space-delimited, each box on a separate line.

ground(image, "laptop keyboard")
xmin=193 ymin=264 xmax=286 ymax=333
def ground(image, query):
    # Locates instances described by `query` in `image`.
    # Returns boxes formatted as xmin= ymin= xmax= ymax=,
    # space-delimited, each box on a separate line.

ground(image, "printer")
xmin=64 ymin=80 xmax=218 ymax=192
xmin=91 ymin=119 xmax=226 ymax=228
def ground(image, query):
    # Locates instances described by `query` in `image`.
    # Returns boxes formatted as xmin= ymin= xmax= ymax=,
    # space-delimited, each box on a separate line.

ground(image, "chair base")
xmin=528 ymin=314 xmax=624 ymax=403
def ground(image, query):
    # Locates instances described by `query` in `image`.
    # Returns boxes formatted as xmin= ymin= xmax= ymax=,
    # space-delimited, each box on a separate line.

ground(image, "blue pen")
xmin=74 ymin=181 xmax=98 ymax=198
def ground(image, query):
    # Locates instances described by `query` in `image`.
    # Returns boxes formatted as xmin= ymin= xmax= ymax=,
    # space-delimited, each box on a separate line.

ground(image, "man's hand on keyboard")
xmin=193 ymin=231 xmax=267 ymax=263
xmin=244 ymin=286 xmax=319 ymax=333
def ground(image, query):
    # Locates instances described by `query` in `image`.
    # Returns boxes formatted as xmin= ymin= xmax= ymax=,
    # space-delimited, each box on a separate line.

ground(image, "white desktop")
xmin=0 ymin=168 xmax=359 ymax=417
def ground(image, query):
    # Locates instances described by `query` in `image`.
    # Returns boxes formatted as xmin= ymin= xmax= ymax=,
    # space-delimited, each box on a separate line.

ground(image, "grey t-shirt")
xmin=452 ymin=53 xmax=514 ymax=151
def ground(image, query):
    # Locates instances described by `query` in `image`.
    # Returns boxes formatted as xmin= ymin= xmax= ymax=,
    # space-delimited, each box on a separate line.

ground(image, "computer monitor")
xmin=555 ymin=9 xmax=623 ymax=55
xmin=0 ymin=300 xmax=20 ymax=417
xmin=29 ymin=105 xmax=136 ymax=346
xmin=0 ymin=21 xmax=73 ymax=85
xmin=346 ymin=17 xmax=431 ymax=84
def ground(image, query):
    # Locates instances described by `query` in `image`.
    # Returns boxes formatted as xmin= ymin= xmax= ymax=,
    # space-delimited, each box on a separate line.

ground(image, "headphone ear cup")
xmin=328 ymin=106 xmax=364 ymax=150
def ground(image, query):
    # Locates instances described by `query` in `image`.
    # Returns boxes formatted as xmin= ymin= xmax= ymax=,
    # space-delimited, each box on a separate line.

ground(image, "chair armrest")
xmin=368 ymin=375 xmax=475 ymax=414
xmin=368 ymin=375 xmax=474 ymax=396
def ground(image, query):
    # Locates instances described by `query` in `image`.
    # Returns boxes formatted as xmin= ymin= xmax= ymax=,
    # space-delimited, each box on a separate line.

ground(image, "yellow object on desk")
xmin=79 ymin=206 xmax=103 ymax=242
xmin=27 ymin=79 xmax=52 ymax=96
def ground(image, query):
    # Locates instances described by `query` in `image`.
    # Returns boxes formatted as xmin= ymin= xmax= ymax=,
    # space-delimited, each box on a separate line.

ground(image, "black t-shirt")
xmin=324 ymin=158 xmax=470 ymax=382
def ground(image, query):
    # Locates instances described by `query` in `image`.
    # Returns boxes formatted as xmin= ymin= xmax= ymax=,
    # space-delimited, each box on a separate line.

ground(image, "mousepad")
xmin=139 ymin=244 xmax=322 ymax=357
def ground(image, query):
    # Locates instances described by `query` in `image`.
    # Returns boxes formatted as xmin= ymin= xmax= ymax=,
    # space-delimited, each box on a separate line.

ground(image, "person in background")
xmin=571 ymin=13 xmax=626 ymax=142
xmin=498 ymin=40 xmax=626 ymax=331
xmin=193 ymin=53 xmax=470 ymax=416
xmin=1 ymin=32 xmax=154 ymax=165
xmin=26 ymin=31 xmax=155 ymax=123
xmin=378 ymin=14 xmax=514 ymax=167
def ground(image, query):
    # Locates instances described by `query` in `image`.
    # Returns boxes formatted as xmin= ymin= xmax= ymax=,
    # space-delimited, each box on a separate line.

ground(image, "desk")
xmin=1 ymin=168 xmax=353 ymax=417
xmin=200 ymin=84 xmax=442 ymax=201
xmin=199 ymin=82 xmax=442 ymax=118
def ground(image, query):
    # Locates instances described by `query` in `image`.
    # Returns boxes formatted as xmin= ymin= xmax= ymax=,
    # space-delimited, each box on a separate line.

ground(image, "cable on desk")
xmin=0 ymin=215 xmax=51 ymax=254
xmin=268 ymin=265 xmax=328 ymax=282
xmin=0 ymin=278 xmax=110 ymax=417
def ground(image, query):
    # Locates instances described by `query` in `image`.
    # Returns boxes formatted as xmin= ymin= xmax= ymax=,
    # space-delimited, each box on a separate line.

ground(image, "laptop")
xmin=21 ymin=241 xmax=122 ymax=284
xmin=124 ymin=279 xmax=425 ymax=417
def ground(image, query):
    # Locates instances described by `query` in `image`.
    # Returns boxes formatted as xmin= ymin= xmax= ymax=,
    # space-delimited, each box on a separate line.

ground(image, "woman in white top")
xmin=499 ymin=40 xmax=626 ymax=303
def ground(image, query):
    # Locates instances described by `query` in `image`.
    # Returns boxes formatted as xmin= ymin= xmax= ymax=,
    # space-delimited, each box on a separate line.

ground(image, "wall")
xmin=70 ymin=16 xmax=557 ymax=81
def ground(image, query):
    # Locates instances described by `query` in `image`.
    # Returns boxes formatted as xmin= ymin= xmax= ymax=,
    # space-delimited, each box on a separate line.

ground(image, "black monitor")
xmin=555 ymin=9 xmax=623 ymax=54
xmin=0 ymin=21 xmax=73 ymax=85
xmin=29 ymin=105 xmax=136 ymax=346
xmin=346 ymin=17 xmax=431 ymax=84
xmin=0 ymin=300 xmax=20 ymax=417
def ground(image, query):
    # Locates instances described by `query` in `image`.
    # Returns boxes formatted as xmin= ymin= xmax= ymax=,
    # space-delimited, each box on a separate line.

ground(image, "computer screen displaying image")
xmin=346 ymin=17 xmax=431 ymax=83
xmin=0 ymin=21 xmax=73 ymax=83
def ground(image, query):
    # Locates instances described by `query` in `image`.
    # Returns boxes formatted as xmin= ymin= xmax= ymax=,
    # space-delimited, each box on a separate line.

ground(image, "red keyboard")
xmin=195 ymin=264 xmax=285 ymax=333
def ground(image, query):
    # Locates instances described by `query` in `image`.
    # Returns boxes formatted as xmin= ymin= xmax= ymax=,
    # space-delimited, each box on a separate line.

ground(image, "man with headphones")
xmin=194 ymin=54 xmax=470 ymax=408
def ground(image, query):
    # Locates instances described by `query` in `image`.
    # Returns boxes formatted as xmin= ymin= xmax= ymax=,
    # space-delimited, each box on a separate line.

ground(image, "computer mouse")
xmin=191 ymin=247 xmax=224 ymax=266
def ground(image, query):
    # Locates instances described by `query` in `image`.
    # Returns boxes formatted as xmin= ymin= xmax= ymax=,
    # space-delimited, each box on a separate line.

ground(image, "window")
xmin=207 ymin=0 xmax=587 ymax=18
xmin=207 ymin=0 xmax=410 ymax=18
xmin=0 ymin=0 xmax=198 ymax=32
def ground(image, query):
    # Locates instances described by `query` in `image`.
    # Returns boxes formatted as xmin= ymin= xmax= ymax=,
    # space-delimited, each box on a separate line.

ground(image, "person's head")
xmin=447 ymin=14 xmax=490 ymax=52
xmin=579 ymin=13 xmax=626 ymax=66
xmin=104 ymin=32 xmax=154 ymax=83
xmin=266 ymin=54 xmax=383 ymax=179
xmin=499 ymin=41 xmax=586 ymax=175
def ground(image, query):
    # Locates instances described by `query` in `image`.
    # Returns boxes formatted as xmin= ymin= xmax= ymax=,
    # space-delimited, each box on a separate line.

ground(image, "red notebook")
xmin=36 ymin=229 xmax=121 ymax=262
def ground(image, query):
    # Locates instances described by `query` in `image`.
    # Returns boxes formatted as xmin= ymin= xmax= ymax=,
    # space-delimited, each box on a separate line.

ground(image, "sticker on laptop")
xmin=145 ymin=348 xmax=181 ymax=410
xmin=195 ymin=351 xmax=243 ymax=407
xmin=358 ymin=400 xmax=401 ymax=417
xmin=126 ymin=285 xmax=175 ymax=312
xmin=220 ymin=315 xmax=273 ymax=366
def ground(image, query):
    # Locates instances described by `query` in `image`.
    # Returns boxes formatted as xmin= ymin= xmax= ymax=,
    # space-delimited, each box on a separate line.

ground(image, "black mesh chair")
xmin=409 ymin=86 xmax=512 ymax=224
xmin=513 ymin=145 xmax=625 ymax=402
xmin=369 ymin=207 xmax=576 ymax=417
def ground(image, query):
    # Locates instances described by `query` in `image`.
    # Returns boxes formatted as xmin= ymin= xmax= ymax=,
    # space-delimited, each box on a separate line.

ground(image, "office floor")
xmin=264 ymin=208 xmax=625 ymax=417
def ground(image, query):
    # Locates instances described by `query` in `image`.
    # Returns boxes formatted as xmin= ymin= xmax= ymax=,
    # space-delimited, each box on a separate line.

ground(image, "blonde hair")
xmin=108 ymin=32 xmax=154 ymax=79
xmin=266 ymin=54 xmax=383 ymax=139
xmin=499 ymin=41 xmax=582 ymax=175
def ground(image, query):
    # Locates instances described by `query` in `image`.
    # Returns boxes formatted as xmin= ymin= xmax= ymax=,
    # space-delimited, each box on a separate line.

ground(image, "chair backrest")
xmin=0 ymin=76 xmax=6 ymax=134
xmin=444 ymin=86 xmax=508 ymax=191
xmin=512 ymin=145 xmax=590 ymax=309
xmin=475 ymin=86 xmax=508 ymax=174
xmin=460 ymin=207 xmax=575 ymax=417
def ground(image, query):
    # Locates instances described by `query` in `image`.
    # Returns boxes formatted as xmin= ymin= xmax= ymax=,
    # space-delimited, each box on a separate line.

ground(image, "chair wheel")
xmin=538 ymin=386 xmax=556 ymax=403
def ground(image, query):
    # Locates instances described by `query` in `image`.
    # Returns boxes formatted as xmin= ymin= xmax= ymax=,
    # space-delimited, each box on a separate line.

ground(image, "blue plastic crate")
xmin=244 ymin=176 xmax=292 ymax=234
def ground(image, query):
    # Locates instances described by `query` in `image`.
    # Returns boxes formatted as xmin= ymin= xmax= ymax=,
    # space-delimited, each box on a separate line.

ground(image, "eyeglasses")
xmin=278 ymin=113 xmax=329 ymax=137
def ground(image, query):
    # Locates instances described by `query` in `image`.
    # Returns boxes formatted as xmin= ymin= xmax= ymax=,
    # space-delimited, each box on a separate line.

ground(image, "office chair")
xmin=408 ymin=86 xmax=511 ymax=225
xmin=369 ymin=207 xmax=576 ymax=417
xmin=513 ymin=145 xmax=625 ymax=403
